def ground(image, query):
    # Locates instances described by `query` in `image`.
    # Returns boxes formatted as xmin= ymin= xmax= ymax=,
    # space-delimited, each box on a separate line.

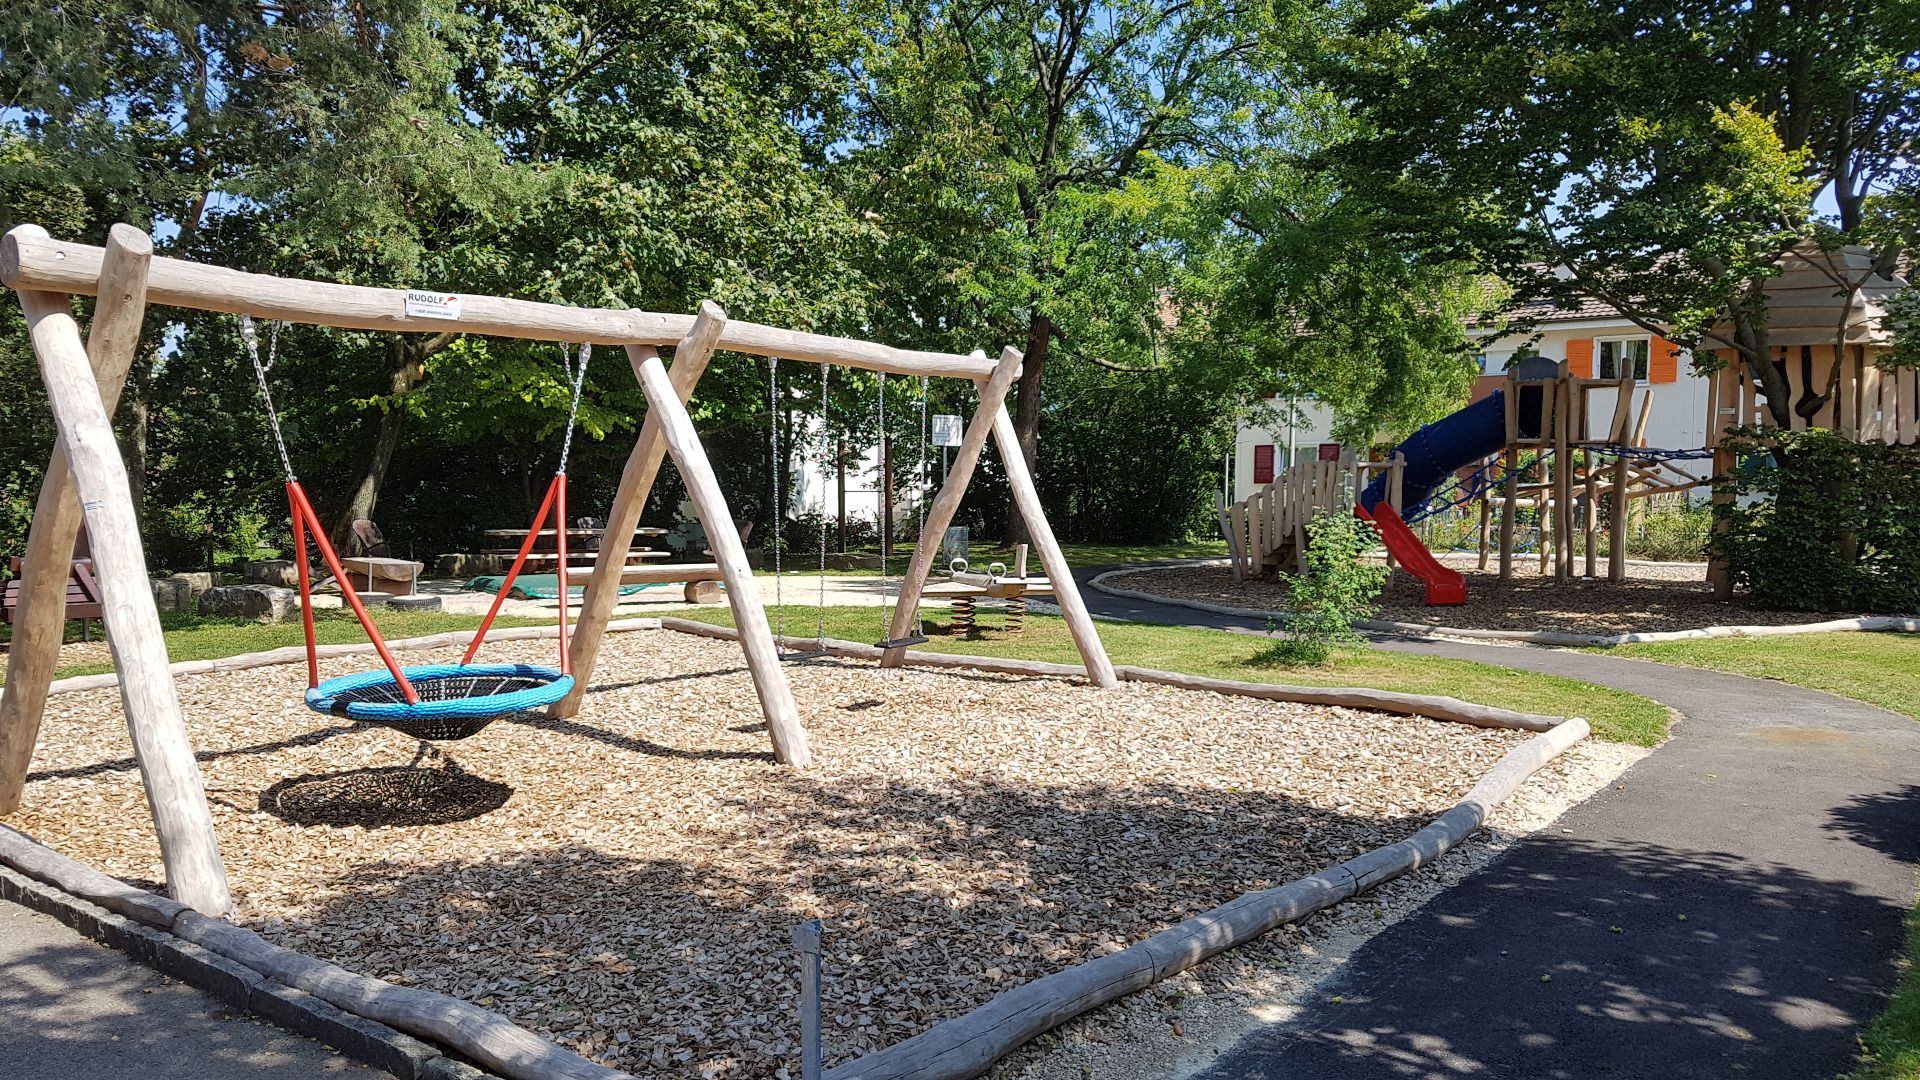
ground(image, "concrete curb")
xmin=1088 ymin=567 xmax=1920 ymax=647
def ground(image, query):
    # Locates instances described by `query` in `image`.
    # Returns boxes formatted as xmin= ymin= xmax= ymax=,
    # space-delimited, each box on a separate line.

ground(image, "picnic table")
xmin=480 ymin=525 xmax=671 ymax=566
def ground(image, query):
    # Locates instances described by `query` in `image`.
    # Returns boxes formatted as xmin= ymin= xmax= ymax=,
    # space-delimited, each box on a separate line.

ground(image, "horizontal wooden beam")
xmin=2 ymin=228 xmax=999 ymax=380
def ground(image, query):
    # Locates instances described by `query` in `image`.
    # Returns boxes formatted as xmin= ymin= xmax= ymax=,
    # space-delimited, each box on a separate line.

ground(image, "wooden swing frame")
xmin=0 ymin=223 xmax=1116 ymax=915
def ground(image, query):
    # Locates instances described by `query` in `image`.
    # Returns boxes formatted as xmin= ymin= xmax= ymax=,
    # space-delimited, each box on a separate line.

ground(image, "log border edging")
xmin=1088 ymin=567 xmax=1920 ymax=646
xmin=0 ymin=857 xmax=490 ymax=1080
xmin=0 ymin=822 xmax=624 ymax=1080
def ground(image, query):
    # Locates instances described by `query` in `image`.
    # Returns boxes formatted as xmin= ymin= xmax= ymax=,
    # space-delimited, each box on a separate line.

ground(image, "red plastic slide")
xmin=1354 ymin=502 xmax=1467 ymax=606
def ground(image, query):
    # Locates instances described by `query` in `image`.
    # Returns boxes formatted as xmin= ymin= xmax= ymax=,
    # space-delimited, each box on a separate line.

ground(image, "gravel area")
xmin=6 ymin=629 xmax=1584 ymax=1079
xmin=1116 ymin=562 xmax=1857 ymax=635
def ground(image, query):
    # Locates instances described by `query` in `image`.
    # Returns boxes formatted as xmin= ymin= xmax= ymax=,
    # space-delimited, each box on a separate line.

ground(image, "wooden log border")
xmin=1088 ymin=567 xmax=1920 ymax=647
xmin=0 ymin=824 xmax=625 ymax=1080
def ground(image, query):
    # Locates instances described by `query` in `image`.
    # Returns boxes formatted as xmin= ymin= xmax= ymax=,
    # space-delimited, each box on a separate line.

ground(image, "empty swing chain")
xmin=769 ymin=356 xmax=785 ymax=645
xmin=876 ymin=371 xmax=889 ymax=637
xmin=817 ymin=361 xmax=830 ymax=650
xmin=914 ymin=376 xmax=929 ymax=636
xmin=239 ymin=314 xmax=297 ymax=484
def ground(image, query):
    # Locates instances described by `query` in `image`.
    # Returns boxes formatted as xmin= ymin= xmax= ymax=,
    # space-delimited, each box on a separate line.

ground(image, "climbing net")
xmin=1401 ymin=443 xmax=1715 ymax=525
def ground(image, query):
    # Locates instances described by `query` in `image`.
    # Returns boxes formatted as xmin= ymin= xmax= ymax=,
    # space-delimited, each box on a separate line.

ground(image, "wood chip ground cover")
xmin=17 ymin=630 xmax=1537 ymax=1078
xmin=1120 ymin=562 xmax=1860 ymax=634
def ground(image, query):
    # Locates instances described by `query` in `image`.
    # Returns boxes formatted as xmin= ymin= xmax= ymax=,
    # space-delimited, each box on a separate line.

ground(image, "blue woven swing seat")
xmin=305 ymin=663 xmax=575 ymax=741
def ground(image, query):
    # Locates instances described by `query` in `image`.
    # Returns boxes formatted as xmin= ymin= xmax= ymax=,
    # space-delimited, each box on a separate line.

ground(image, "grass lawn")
xmin=670 ymin=604 xmax=1670 ymax=746
xmin=1602 ymin=631 xmax=1920 ymax=720
xmin=21 ymin=610 xmax=550 ymax=682
xmin=758 ymin=539 xmax=1227 ymax=577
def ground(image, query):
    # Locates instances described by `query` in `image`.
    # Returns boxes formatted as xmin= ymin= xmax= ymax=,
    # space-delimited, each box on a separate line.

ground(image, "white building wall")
xmin=1478 ymin=321 xmax=1712 ymax=478
xmin=1231 ymin=398 xmax=1339 ymax=502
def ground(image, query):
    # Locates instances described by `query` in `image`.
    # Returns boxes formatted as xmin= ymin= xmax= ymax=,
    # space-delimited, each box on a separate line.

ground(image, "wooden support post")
xmin=1609 ymin=453 xmax=1630 ymax=583
xmin=881 ymin=435 xmax=894 ymax=548
xmin=879 ymin=347 xmax=1021 ymax=667
xmin=551 ymin=303 xmax=725 ymax=719
xmin=1497 ymin=378 xmax=1512 ymax=580
xmin=835 ymin=437 xmax=847 ymax=553
xmin=1583 ymin=451 xmax=1598 ymax=579
xmin=1707 ymin=445 xmax=1736 ymax=598
xmin=987 ymin=403 xmax=1117 ymax=687
xmin=633 ymin=352 xmax=811 ymax=766
xmin=15 ymin=281 xmax=230 ymax=914
xmin=1477 ymin=490 xmax=1491 ymax=572
xmin=1554 ymin=378 xmax=1573 ymax=582
xmin=1218 ymin=492 xmax=1244 ymax=582
xmin=0 ymin=225 xmax=151 ymax=816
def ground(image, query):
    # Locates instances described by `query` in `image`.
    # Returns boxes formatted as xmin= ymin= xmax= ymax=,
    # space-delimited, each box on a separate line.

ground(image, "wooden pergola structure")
xmin=0 ymin=223 xmax=1117 ymax=915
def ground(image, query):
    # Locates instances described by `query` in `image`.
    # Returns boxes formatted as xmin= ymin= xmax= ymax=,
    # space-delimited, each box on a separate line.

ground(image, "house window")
xmin=1253 ymin=444 xmax=1275 ymax=484
xmin=1599 ymin=337 xmax=1651 ymax=382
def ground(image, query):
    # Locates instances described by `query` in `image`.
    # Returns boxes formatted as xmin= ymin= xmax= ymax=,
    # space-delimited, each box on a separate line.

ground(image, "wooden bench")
xmin=2 ymin=556 xmax=104 ymax=641
xmin=563 ymin=562 xmax=727 ymax=603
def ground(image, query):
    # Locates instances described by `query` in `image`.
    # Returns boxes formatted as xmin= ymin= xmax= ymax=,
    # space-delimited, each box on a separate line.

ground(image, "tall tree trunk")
xmin=332 ymin=338 xmax=424 ymax=543
xmin=1004 ymin=312 xmax=1052 ymax=547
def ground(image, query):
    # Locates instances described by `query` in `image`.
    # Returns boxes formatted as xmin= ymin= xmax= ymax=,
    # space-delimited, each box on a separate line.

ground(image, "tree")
xmin=1321 ymin=0 xmax=1920 ymax=425
xmin=846 ymin=0 xmax=1272 ymax=543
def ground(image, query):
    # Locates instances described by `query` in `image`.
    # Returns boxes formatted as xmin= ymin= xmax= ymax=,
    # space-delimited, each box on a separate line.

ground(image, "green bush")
xmin=1260 ymin=509 xmax=1390 ymax=665
xmin=1714 ymin=427 xmax=1920 ymax=612
xmin=1621 ymin=497 xmax=1712 ymax=562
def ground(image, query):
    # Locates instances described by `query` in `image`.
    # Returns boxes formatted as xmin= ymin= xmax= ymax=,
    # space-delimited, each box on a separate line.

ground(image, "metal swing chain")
xmin=556 ymin=342 xmax=591 ymax=476
xmin=769 ymin=356 xmax=785 ymax=646
xmin=817 ymin=360 xmax=830 ymax=651
xmin=239 ymin=315 xmax=297 ymax=484
xmin=914 ymin=376 xmax=929 ymax=636
xmin=876 ymin=371 xmax=889 ymax=638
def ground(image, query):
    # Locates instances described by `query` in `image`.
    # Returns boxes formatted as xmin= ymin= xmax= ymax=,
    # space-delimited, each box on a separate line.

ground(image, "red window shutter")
xmin=1253 ymin=444 xmax=1275 ymax=484
xmin=1650 ymin=336 xmax=1680 ymax=383
xmin=1565 ymin=338 xmax=1594 ymax=378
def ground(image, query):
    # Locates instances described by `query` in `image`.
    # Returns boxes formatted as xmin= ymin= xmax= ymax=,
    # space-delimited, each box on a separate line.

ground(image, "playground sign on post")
xmin=931 ymin=414 xmax=963 ymax=447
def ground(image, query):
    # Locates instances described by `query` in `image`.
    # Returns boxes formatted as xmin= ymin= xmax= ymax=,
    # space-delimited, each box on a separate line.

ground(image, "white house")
xmin=1469 ymin=296 xmax=1711 ymax=474
xmin=1231 ymin=294 xmax=1714 ymax=502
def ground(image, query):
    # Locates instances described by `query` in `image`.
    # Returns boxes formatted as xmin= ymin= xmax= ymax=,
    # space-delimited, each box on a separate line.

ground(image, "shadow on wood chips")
xmin=261 ymin=761 xmax=513 ymax=827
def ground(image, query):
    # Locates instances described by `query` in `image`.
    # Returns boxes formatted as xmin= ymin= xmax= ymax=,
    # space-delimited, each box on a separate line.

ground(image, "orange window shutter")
xmin=1565 ymin=338 xmax=1594 ymax=378
xmin=1650 ymin=336 xmax=1680 ymax=383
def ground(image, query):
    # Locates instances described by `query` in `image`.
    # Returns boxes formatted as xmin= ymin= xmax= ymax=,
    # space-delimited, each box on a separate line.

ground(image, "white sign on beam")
xmin=931 ymin=414 xmax=963 ymax=447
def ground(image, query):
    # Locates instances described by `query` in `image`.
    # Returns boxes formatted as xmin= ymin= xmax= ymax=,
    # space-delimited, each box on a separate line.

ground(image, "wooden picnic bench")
xmin=2 ymin=556 xmax=104 ymax=641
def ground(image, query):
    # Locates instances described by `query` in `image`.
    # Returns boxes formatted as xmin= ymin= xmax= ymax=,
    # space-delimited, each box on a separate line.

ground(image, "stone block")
xmin=151 ymin=576 xmax=191 ymax=612
xmin=198 ymin=585 xmax=296 ymax=623
xmin=388 ymin=595 xmax=442 ymax=612
xmin=243 ymin=559 xmax=300 ymax=587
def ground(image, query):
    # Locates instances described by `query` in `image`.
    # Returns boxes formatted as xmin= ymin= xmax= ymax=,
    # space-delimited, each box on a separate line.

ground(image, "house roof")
xmin=1506 ymin=294 xmax=1624 ymax=324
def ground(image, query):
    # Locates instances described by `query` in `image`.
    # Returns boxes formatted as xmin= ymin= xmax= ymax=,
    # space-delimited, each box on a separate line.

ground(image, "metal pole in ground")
xmin=795 ymin=919 xmax=824 ymax=1080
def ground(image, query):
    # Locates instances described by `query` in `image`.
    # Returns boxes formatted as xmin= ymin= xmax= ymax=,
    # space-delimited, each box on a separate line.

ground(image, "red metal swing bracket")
xmin=286 ymin=481 xmax=419 ymax=704
xmin=461 ymin=473 xmax=573 ymax=674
